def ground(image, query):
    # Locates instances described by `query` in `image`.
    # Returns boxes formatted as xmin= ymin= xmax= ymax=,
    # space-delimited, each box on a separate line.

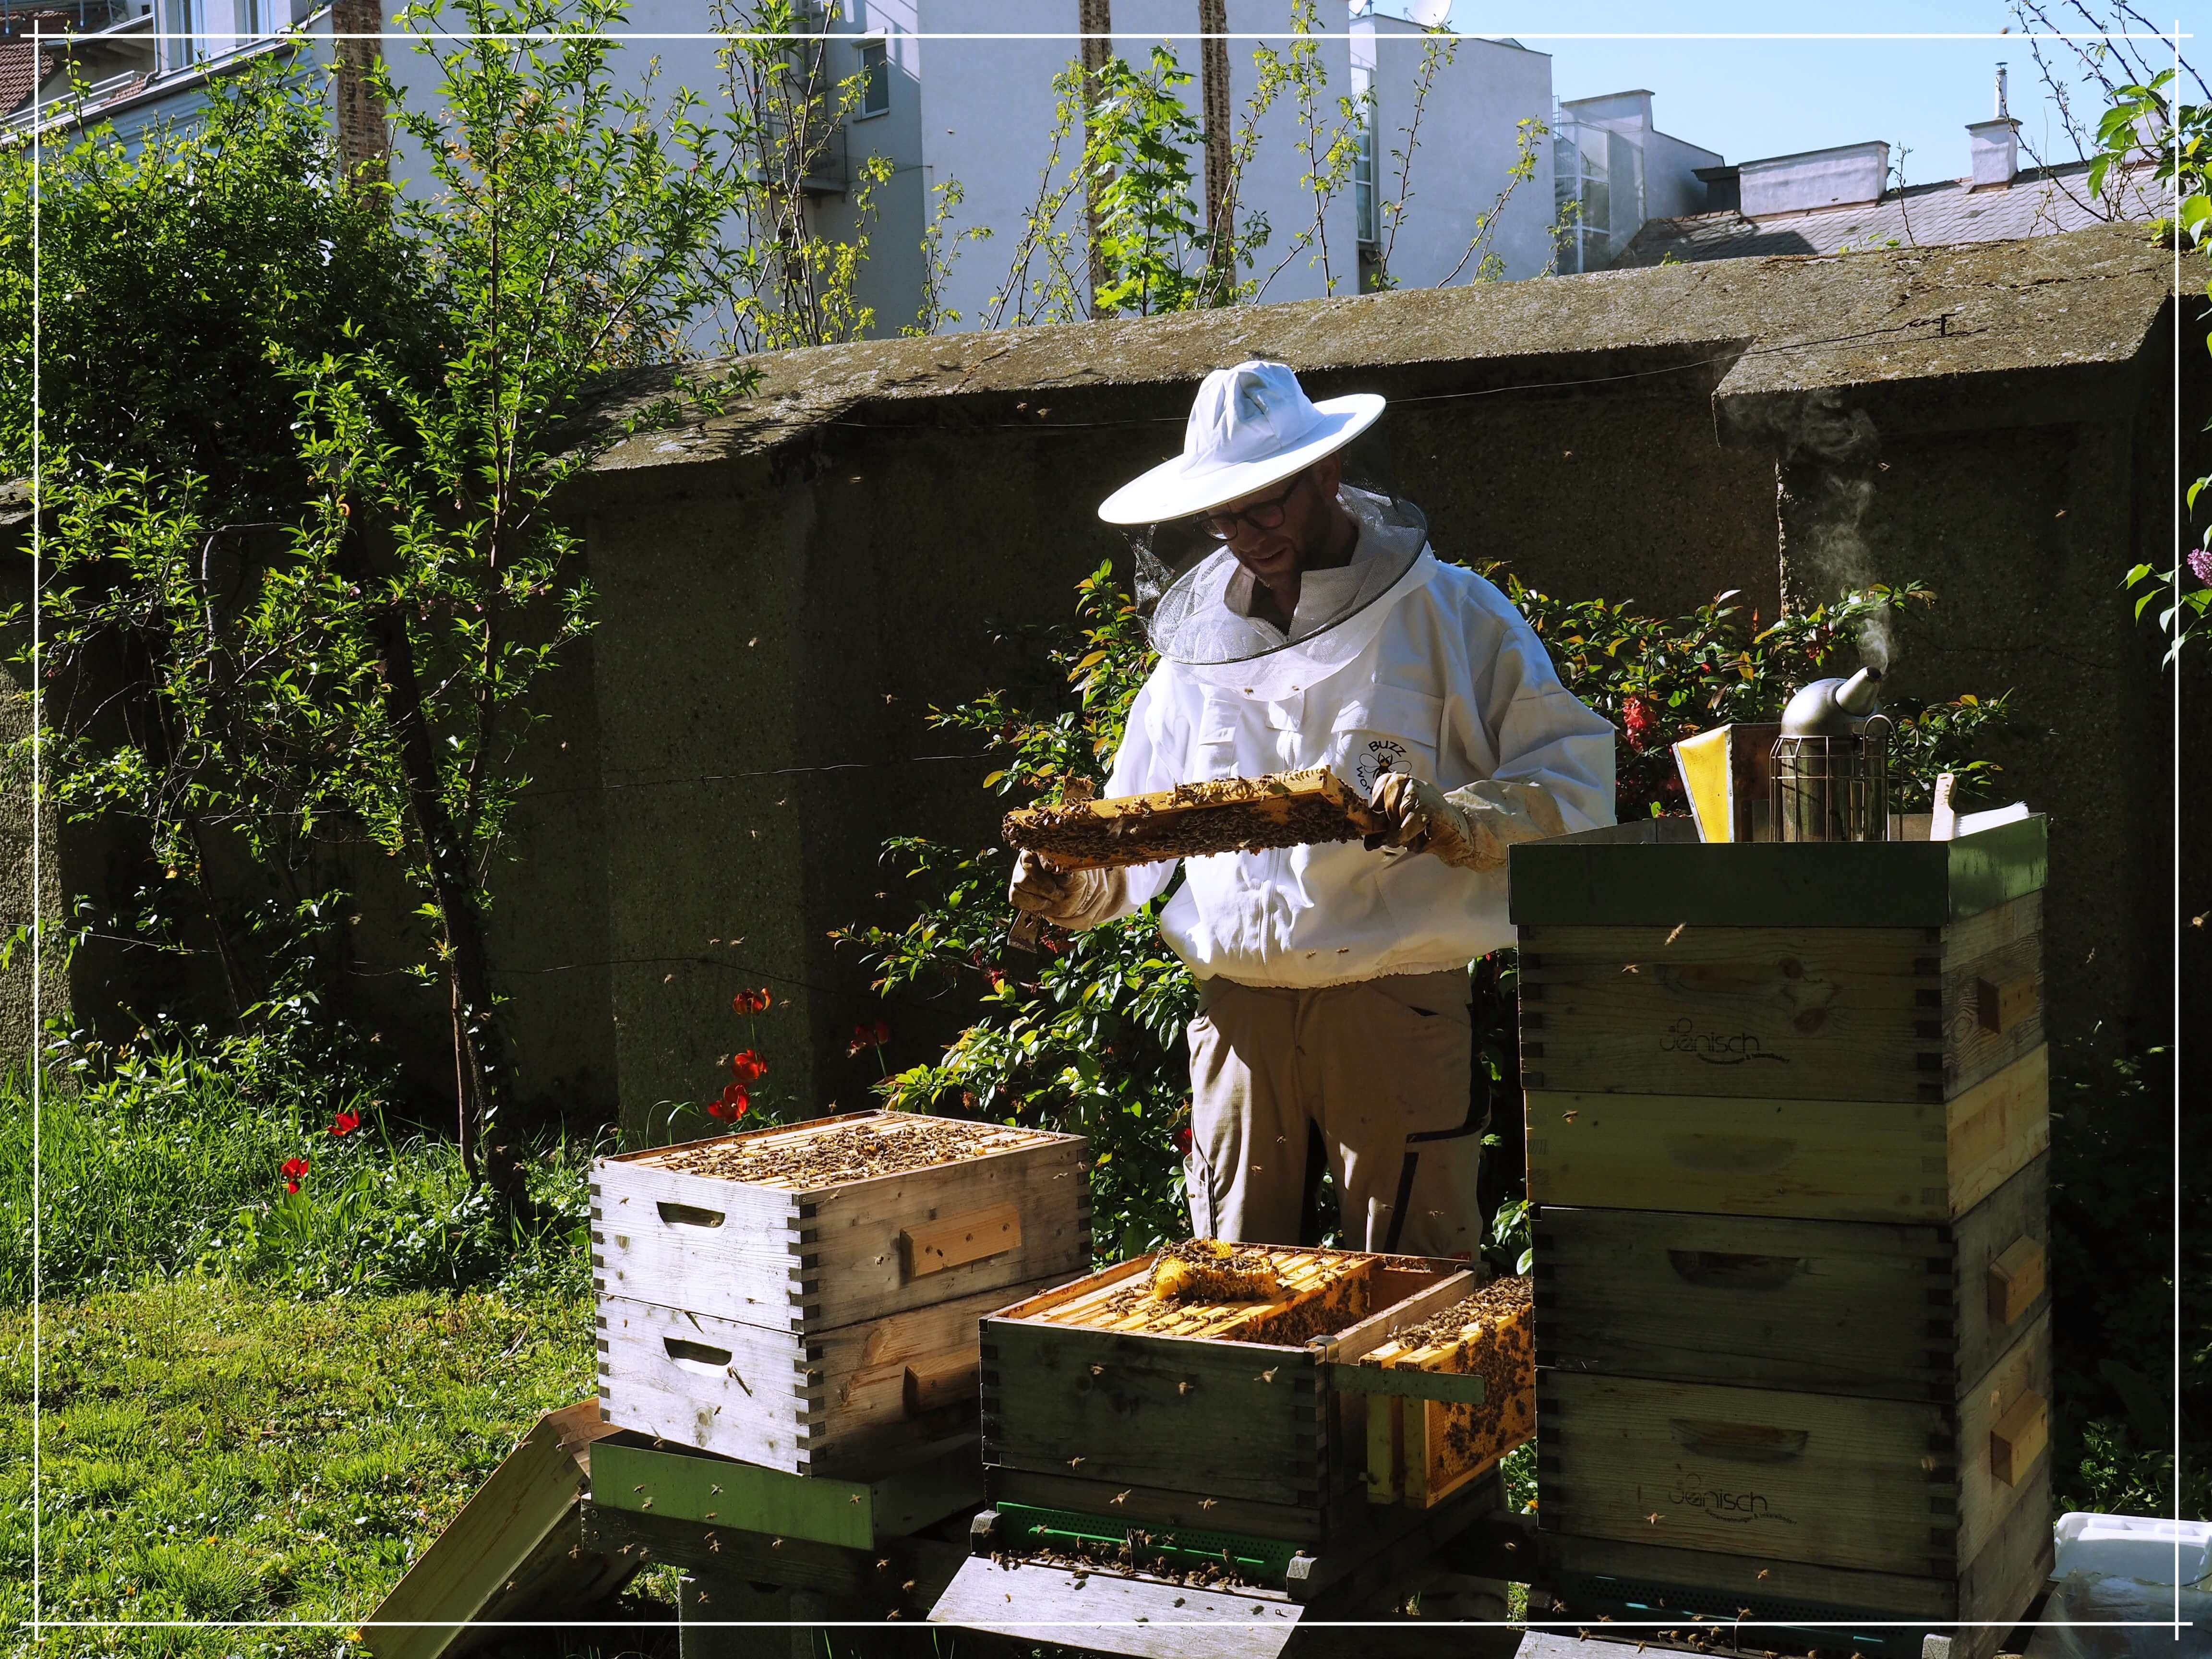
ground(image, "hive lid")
xmin=1507 ymin=812 xmax=2046 ymax=928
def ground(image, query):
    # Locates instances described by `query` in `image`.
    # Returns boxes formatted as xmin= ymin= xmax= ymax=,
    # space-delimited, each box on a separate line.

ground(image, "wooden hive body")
xmin=977 ymin=1247 xmax=1487 ymax=1550
xmin=1535 ymin=1310 xmax=2051 ymax=1578
xmin=1509 ymin=819 xmax=2053 ymax=1659
xmin=1518 ymin=896 xmax=2044 ymax=1106
xmin=593 ymin=1110 xmax=1090 ymax=1474
xmin=1534 ymin=1155 xmax=2048 ymax=1400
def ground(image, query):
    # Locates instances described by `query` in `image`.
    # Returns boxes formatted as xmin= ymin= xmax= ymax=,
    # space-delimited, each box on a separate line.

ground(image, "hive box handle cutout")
xmin=1987 ymin=1237 xmax=2046 ymax=1326
xmin=1976 ymin=974 xmax=2036 ymax=1035
xmin=656 ymin=1201 xmax=725 ymax=1229
xmin=1665 ymin=1250 xmax=1810 ymax=1291
xmin=1991 ymin=1389 xmax=2048 ymax=1486
xmin=900 ymin=1202 xmax=1022 ymax=1280
xmin=1668 ymin=1420 xmax=1811 ymax=1463
xmin=903 ymin=1352 xmax=980 ymax=1417
xmin=663 ymin=1336 xmax=734 ymax=1374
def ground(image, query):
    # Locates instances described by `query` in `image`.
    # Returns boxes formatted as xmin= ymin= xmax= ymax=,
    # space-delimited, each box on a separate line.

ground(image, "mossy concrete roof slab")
xmin=588 ymin=222 xmax=2180 ymax=475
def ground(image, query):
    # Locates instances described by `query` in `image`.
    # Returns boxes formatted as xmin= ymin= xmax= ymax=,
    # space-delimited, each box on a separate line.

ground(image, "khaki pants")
xmin=1182 ymin=969 xmax=1484 ymax=1258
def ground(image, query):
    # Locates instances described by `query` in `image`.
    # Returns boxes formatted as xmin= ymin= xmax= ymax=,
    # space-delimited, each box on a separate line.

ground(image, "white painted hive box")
xmin=592 ymin=1109 xmax=1090 ymax=1473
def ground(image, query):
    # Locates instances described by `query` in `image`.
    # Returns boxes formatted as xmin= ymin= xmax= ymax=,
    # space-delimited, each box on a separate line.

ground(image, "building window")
xmin=857 ymin=38 xmax=889 ymax=119
xmin=1552 ymin=115 xmax=1643 ymax=274
xmin=1353 ymin=118 xmax=1377 ymax=248
xmin=168 ymin=0 xmax=202 ymax=69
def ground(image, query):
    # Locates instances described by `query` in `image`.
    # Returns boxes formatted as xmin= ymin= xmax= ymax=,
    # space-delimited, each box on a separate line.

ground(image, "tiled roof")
xmin=1611 ymin=160 xmax=2164 ymax=268
xmin=0 ymin=16 xmax=69 ymax=118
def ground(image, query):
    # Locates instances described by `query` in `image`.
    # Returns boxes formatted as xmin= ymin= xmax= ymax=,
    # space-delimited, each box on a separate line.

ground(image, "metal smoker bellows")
xmin=1770 ymin=665 xmax=1892 ymax=842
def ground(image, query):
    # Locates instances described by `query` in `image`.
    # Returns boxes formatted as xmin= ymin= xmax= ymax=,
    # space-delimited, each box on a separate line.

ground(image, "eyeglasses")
xmin=1196 ymin=474 xmax=1307 ymax=541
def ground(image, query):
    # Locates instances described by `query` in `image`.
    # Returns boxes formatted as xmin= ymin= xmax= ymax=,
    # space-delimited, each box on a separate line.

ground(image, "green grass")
xmin=2 ymin=1279 xmax=608 ymax=1654
xmin=0 ymin=1038 xmax=652 ymax=1653
xmin=1 ymin=1042 xmax=597 ymax=1308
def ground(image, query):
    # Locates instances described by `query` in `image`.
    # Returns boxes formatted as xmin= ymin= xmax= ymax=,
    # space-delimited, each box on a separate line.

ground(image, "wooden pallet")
xmin=1002 ymin=767 xmax=1386 ymax=870
xmin=593 ymin=1110 xmax=1089 ymax=1472
xmin=364 ymin=1400 xmax=633 ymax=1659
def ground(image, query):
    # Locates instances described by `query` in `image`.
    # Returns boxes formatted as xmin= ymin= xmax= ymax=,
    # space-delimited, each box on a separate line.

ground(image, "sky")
xmin=1417 ymin=0 xmax=2203 ymax=187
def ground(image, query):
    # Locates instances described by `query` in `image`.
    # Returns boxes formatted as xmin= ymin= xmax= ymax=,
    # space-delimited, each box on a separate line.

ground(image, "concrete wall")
xmin=565 ymin=226 xmax=2193 ymax=1140
xmin=0 ymin=552 xmax=63 ymax=1071
xmin=6 ymin=226 xmax=2192 ymax=1143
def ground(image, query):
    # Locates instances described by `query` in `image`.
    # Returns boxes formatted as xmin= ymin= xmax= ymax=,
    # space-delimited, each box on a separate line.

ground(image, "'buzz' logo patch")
xmin=1353 ymin=738 xmax=1409 ymax=799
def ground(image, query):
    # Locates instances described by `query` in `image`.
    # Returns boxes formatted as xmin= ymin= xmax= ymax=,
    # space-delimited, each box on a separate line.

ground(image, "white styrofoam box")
xmin=2053 ymin=1513 xmax=2212 ymax=1587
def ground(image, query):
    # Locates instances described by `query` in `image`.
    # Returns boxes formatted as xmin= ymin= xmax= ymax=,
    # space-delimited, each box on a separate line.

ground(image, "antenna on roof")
xmin=1996 ymin=62 xmax=2010 ymax=120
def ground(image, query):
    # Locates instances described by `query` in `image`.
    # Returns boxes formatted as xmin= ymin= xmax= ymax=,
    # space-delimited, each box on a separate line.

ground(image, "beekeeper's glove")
xmin=1366 ymin=772 xmax=1566 ymax=872
xmin=1008 ymin=851 xmax=1128 ymax=929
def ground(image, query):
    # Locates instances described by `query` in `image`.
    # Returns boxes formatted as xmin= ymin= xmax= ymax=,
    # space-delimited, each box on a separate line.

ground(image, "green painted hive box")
xmin=1509 ymin=817 xmax=2049 ymax=1225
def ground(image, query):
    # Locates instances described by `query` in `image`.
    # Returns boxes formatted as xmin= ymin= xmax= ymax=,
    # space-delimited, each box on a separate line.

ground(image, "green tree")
xmin=1081 ymin=48 xmax=1213 ymax=317
xmin=15 ymin=0 xmax=744 ymax=1203
xmin=2093 ymin=68 xmax=2212 ymax=660
xmin=708 ymin=0 xmax=901 ymax=351
xmin=840 ymin=562 xmax=2014 ymax=1263
xmin=0 ymin=65 xmax=431 ymax=513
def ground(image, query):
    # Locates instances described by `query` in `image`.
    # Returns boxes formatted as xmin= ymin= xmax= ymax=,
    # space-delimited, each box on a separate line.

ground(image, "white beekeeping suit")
xmin=1013 ymin=361 xmax=1616 ymax=1256
xmin=1101 ymin=487 xmax=1616 ymax=982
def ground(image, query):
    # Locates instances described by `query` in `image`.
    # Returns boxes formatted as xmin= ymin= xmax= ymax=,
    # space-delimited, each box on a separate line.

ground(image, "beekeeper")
xmin=1009 ymin=361 xmax=1616 ymax=1257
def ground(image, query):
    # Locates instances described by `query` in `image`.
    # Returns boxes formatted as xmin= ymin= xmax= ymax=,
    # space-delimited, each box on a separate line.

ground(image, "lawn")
xmin=0 ymin=1035 xmax=681 ymax=1655
xmin=0 ymin=1281 xmax=623 ymax=1655
xmin=0 ymin=1026 xmax=2194 ymax=1657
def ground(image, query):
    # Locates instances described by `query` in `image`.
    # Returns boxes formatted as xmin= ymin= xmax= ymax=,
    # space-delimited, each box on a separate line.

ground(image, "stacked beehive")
xmin=592 ymin=1109 xmax=1090 ymax=1475
xmin=1511 ymin=817 xmax=2053 ymax=1659
xmin=972 ymin=1243 xmax=1524 ymax=1592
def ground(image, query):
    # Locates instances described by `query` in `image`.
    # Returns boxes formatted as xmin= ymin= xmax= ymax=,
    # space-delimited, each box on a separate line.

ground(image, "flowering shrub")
xmin=1490 ymin=574 xmax=2015 ymax=817
xmin=705 ymin=991 xmax=776 ymax=1125
xmin=840 ymin=560 xmax=2019 ymax=1263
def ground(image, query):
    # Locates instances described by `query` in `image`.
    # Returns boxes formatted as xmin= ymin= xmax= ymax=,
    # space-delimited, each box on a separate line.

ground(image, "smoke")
xmin=1774 ymin=389 xmax=1892 ymax=673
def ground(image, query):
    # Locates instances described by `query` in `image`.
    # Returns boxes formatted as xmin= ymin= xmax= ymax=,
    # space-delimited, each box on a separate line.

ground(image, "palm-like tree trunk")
xmin=1199 ymin=0 xmax=1232 ymax=276
xmin=1079 ymin=0 xmax=1113 ymax=307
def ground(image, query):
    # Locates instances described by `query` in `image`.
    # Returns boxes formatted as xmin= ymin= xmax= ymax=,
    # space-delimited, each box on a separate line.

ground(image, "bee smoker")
xmin=1770 ymin=665 xmax=1893 ymax=842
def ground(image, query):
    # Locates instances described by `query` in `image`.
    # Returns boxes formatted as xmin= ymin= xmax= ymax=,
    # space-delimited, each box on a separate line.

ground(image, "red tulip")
xmin=873 ymin=1020 xmax=891 ymax=1046
xmin=733 ymin=988 xmax=773 ymax=1016
xmin=1173 ymin=1125 xmax=1193 ymax=1158
xmin=280 ymin=1156 xmax=311 ymax=1193
xmin=329 ymin=1111 xmax=361 ymax=1137
xmin=730 ymin=1049 xmax=767 ymax=1084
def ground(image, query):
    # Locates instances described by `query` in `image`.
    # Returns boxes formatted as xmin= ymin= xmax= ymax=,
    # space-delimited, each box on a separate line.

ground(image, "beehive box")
xmin=1535 ymin=1309 xmax=2050 ymax=1579
xmin=977 ymin=1244 xmax=1479 ymax=1548
xmin=1525 ymin=1044 xmax=2048 ymax=1225
xmin=1512 ymin=816 xmax=2047 ymax=1105
xmin=593 ymin=1110 xmax=1089 ymax=1473
xmin=1002 ymin=768 xmax=1384 ymax=870
xmin=1533 ymin=1155 xmax=2048 ymax=1399
xmin=1538 ymin=1475 xmax=2053 ymax=1659
xmin=1353 ymin=1274 xmax=1535 ymax=1508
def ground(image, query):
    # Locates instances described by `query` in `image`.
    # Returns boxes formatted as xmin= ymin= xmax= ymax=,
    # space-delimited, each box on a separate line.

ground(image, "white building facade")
xmin=23 ymin=2 xmax=1664 ymax=336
